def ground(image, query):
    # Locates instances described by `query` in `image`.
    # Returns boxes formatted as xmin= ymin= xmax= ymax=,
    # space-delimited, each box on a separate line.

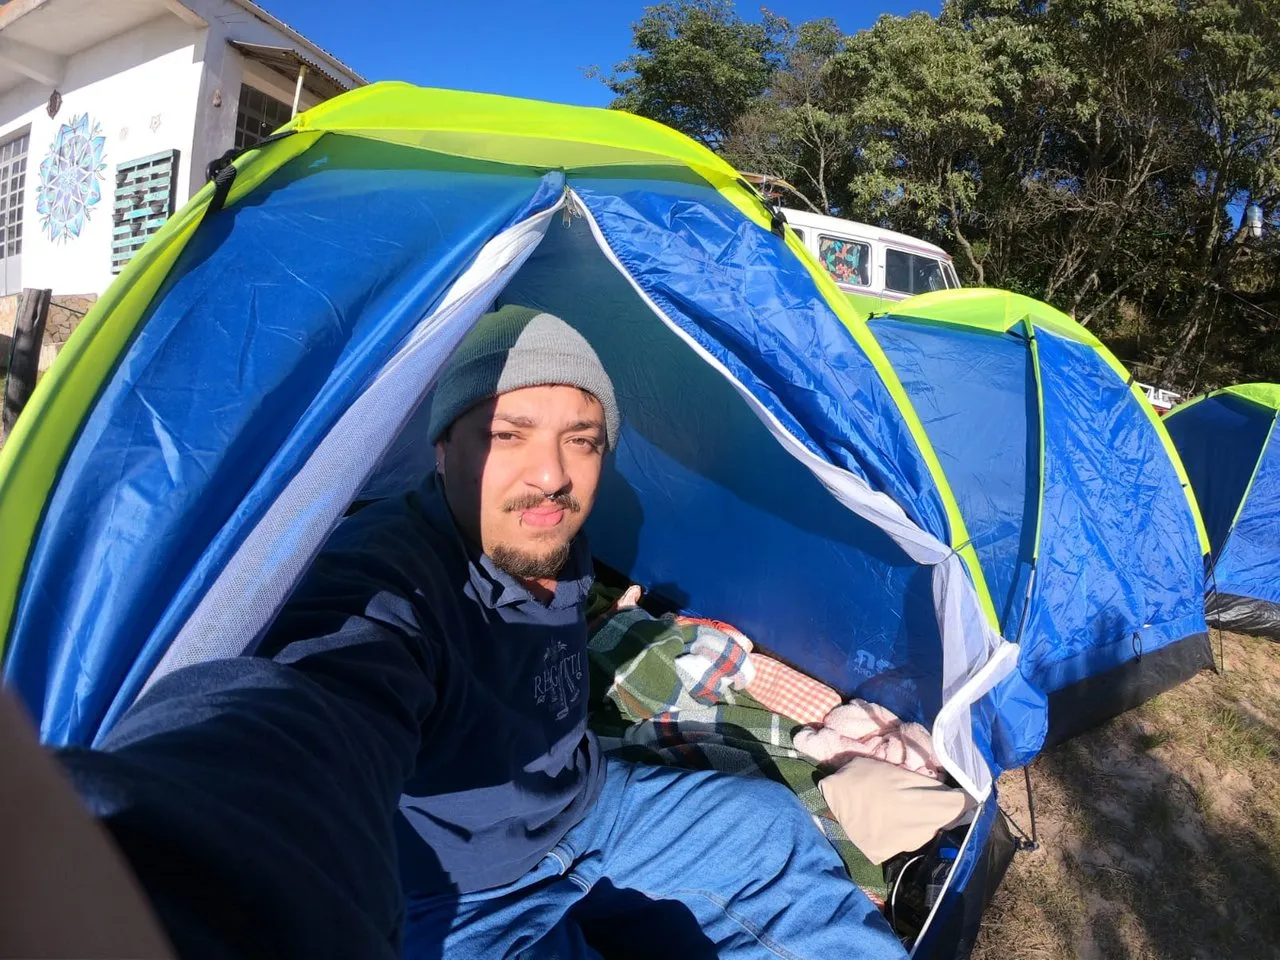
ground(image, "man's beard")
xmin=490 ymin=541 xmax=573 ymax=580
xmin=491 ymin=490 xmax=582 ymax=581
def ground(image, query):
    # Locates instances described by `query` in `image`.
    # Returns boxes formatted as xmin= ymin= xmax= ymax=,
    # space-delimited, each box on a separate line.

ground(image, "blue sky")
xmin=259 ymin=1 xmax=940 ymax=106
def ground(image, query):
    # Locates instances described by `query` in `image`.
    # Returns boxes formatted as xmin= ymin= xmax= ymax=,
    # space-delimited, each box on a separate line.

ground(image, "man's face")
xmin=436 ymin=384 xmax=607 ymax=582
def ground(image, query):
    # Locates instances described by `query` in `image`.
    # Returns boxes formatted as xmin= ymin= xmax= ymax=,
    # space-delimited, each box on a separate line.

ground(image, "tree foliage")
xmin=592 ymin=0 xmax=788 ymax=151
xmin=601 ymin=0 xmax=1280 ymax=391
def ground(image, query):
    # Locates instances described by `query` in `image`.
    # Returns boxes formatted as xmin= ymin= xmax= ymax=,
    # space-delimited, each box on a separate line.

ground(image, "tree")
xmin=1153 ymin=0 xmax=1280 ymax=381
xmin=958 ymin=0 xmax=1198 ymax=310
xmin=827 ymin=11 xmax=1004 ymax=283
xmin=592 ymin=1 xmax=789 ymax=151
xmin=722 ymin=19 xmax=850 ymax=214
xmin=599 ymin=0 xmax=1280 ymax=391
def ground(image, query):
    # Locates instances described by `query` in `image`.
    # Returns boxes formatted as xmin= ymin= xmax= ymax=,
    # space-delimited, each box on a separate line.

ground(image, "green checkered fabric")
xmin=586 ymin=601 xmax=886 ymax=897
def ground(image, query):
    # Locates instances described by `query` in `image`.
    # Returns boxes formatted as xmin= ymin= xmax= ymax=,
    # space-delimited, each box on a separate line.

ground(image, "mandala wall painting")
xmin=37 ymin=113 xmax=108 ymax=243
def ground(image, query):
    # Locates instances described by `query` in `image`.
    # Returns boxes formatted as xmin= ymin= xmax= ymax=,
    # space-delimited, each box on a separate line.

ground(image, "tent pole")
xmin=291 ymin=64 xmax=308 ymax=118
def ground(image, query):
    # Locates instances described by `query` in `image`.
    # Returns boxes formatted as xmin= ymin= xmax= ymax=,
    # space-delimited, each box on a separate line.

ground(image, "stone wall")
xmin=38 ymin=294 xmax=98 ymax=373
xmin=0 ymin=291 xmax=98 ymax=377
xmin=0 ymin=293 xmax=16 ymax=342
xmin=45 ymin=294 xmax=98 ymax=346
xmin=0 ymin=293 xmax=18 ymax=379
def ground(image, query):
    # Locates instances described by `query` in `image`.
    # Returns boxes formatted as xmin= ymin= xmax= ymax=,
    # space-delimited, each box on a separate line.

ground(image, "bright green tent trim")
xmin=0 ymin=132 xmax=321 ymax=655
xmin=286 ymin=82 xmax=740 ymax=183
xmin=834 ymin=289 xmax=902 ymax=323
xmin=885 ymin=287 xmax=1211 ymax=557
xmin=1223 ymin=383 xmax=1280 ymax=410
xmin=293 ymin=84 xmax=775 ymax=233
xmin=281 ymin=80 xmax=788 ymax=239
xmin=1173 ymin=382 xmax=1280 ymax=414
xmin=886 ymin=288 xmax=1101 ymax=347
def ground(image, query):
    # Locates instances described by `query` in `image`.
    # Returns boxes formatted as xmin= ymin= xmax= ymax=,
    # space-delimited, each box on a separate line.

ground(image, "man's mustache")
xmin=503 ymin=492 xmax=581 ymax=513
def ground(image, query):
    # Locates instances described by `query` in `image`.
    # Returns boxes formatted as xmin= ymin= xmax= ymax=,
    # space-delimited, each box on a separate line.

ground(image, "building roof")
xmin=0 ymin=0 xmax=365 ymax=99
xmin=0 ymin=0 xmax=167 ymax=96
xmin=230 ymin=41 xmax=357 ymax=101
xmin=219 ymin=0 xmax=365 ymax=88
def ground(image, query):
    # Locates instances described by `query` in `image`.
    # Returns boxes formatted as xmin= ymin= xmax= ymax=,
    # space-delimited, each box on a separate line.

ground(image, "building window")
xmin=234 ymin=85 xmax=291 ymax=150
xmin=0 ymin=130 xmax=29 ymax=260
xmin=819 ymin=235 xmax=871 ymax=287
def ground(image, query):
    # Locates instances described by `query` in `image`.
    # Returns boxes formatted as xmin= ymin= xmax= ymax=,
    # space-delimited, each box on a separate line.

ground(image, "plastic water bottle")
xmin=924 ymin=844 xmax=959 ymax=910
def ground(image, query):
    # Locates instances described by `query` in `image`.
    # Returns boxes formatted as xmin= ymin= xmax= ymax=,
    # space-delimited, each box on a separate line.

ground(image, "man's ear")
xmin=434 ymin=440 xmax=446 ymax=479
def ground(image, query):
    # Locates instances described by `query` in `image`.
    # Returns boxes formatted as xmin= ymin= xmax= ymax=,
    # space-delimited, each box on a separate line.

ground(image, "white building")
xmin=0 ymin=0 xmax=365 ymax=298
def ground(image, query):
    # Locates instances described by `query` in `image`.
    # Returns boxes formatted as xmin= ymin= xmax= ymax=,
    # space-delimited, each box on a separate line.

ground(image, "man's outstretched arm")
xmin=53 ymin=541 xmax=439 ymax=960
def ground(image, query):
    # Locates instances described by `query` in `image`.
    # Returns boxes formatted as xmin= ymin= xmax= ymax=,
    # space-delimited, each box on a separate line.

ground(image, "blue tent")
xmin=866 ymin=292 xmax=1212 ymax=746
xmin=1165 ymin=384 xmax=1280 ymax=639
xmin=0 ymin=84 xmax=1032 ymax=957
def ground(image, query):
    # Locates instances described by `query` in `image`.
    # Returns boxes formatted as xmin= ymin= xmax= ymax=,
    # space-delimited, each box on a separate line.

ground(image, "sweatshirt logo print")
xmin=533 ymin=640 xmax=584 ymax=720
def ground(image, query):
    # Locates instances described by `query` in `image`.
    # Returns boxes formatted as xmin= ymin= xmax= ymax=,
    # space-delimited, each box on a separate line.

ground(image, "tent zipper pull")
xmin=562 ymin=189 xmax=584 ymax=227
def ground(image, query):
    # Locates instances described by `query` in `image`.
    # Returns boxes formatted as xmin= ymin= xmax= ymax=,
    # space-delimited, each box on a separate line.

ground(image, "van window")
xmin=819 ymin=235 xmax=871 ymax=287
xmin=885 ymin=248 xmax=951 ymax=295
xmin=790 ymin=227 xmax=806 ymax=244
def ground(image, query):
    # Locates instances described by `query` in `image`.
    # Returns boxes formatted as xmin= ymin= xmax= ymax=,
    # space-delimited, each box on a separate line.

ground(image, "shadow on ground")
xmin=973 ymin=632 xmax=1280 ymax=960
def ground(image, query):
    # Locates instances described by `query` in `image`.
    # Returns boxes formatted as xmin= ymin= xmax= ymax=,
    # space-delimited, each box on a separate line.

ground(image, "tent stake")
xmin=1020 ymin=765 xmax=1040 ymax=852
xmin=1207 ymin=562 xmax=1225 ymax=675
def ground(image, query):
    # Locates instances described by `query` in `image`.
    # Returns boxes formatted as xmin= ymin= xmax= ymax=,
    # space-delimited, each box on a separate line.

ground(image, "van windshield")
xmin=819 ymin=235 xmax=871 ymax=287
xmin=886 ymin=248 xmax=953 ymax=295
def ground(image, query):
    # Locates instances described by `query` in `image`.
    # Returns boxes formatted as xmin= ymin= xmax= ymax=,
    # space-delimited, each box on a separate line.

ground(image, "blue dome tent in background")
xmin=1166 ymin=384 xmax=1280 ymax=639
xmin=868 ymin=290 xmax=1212 ymax=748
xmin=0 ymin=83 xmax=1221 ymax=957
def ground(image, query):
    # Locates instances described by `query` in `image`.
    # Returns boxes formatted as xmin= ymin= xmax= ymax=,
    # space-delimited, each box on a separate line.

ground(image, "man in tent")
xmin=30 ymin=306 xmax=905 ymax=959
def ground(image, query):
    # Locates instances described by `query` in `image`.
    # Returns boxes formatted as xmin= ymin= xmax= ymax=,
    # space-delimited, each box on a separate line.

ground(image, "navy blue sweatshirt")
xmin=290 ymin=474 xmax=605 ymax=897
xmin=58 ymin=474 xmax=603 ymax=957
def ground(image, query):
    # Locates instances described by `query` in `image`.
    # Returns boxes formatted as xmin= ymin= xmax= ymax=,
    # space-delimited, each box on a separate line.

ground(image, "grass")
xmin=972 ymin=631 xmax=1280 ymax=960
xmin=1136 ymin=728 xmax=1173 ymax=751
xmin=1205 ymin=704 xmax=1278 ymax=766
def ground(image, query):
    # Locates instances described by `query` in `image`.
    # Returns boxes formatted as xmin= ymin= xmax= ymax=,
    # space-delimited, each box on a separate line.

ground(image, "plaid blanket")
xmin=586 ymin=602 xmax=886 ymax=898
xmin=748 ymin=653 xmax=843 ymax=725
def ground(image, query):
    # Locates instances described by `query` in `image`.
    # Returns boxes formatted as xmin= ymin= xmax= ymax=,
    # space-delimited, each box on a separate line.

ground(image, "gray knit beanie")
xmin=429 ymin=305 xmax=620 ymax=448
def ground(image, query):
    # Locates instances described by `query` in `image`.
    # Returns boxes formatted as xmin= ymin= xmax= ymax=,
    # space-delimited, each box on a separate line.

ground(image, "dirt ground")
xmin=972 ymin=631 xmax=1280 ymax=960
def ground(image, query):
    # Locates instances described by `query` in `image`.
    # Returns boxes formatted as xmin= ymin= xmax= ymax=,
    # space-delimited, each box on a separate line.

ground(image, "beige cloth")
xmin=818 ymin=756 xmax=974 ymax=865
